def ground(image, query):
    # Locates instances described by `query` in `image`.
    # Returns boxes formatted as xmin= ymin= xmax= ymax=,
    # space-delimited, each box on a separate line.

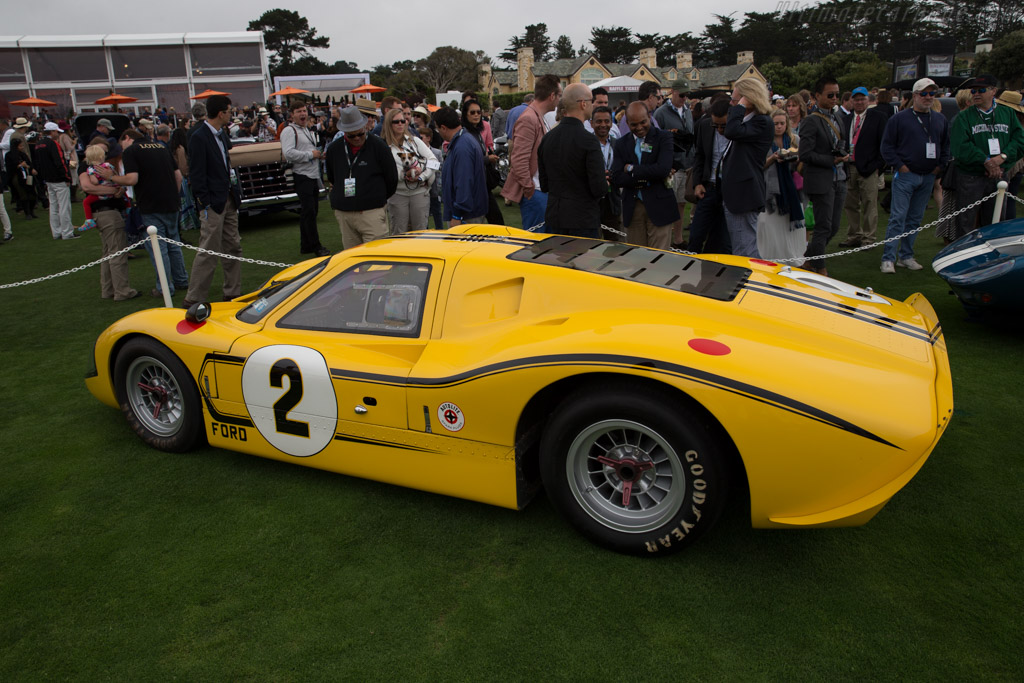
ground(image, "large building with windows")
xmin=480 ymin=47 xmax=765 ymax=98
xmin=0 ymin=32 xmax=270 ymax=118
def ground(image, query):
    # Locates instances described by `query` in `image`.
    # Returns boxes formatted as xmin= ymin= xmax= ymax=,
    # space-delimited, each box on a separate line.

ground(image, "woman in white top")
xmin=383 ymin=108 xmax=435 ymax=234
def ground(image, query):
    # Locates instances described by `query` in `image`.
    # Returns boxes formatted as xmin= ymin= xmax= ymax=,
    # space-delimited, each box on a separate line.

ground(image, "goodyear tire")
xmin=114 ymin=338 xmax=205 ymax=453
xmin=540 ymin=386 xmax=727 ymax=556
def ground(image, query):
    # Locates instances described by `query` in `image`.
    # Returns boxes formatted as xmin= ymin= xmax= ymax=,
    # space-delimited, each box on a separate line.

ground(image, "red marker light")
xmin=688 ymin=338 xmax=731 ymax=356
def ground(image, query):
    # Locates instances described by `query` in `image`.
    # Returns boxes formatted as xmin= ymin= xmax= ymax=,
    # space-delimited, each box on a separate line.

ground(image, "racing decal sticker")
xmin=437 ymin=402 xmax=465 ymax=432
xmin=241 ymin=345 xmax=339 ymax=457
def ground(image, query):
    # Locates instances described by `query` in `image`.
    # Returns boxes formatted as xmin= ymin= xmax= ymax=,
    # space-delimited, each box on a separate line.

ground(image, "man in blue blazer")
xmin=611 ymin=102 xmax=679 ymax=249
xmin=183 ymin=94 xmax=243 ymax=307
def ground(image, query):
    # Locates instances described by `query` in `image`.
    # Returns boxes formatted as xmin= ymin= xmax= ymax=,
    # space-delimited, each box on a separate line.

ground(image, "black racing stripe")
xmin=745 ymin=281 xmax=930 ymax=336
xmin=331 ymin=353 xmax=899 ymax=449
xmin=204 ymin=352 xmax=246 ymax=365
xmin=200 ymin=392 xmax=254 ymax=428
xmin=333 ymin=433 xmax=441 ymax=453
xmin=744 ymin=282 xmax=934 ymax=344
xmin=387 ymin=233 xmax=536 ymax=247
xmin=330 ymin=368 xmax=407 ymax=386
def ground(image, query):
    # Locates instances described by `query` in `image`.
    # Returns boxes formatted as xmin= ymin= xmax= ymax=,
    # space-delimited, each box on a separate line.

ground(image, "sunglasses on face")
xmin=712 ymin=123 xmax=727 ymax=131
xmin=918 ymin=91 xmax=937 ymax=97
xmin=824 ymin=92 xmax=839 ymax=99
xmin=392 ymin=119 xmax=407 ymax=124
xmin=971 ymin=88 xmax=989 ymax=94
xmin=468 ymin=110 xmax=481 ymax=115
xmin=345 ymin=131 xmax=366 ymax=139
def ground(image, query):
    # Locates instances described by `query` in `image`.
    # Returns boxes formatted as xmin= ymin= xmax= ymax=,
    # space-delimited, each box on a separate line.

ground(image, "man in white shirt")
xmin=282 ymin=101 xmax=329 ymax=257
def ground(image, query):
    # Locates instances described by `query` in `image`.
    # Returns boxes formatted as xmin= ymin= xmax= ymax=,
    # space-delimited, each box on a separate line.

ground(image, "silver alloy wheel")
xmin=125 ymin=355 xmax=185 ymax=437
xmin=565 ymin=419 xmax=686 ymax=533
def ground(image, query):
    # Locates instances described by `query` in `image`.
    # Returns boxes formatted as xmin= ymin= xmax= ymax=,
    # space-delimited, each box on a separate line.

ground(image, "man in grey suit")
xmin=799 ymin=76 xmax=849 ymax=275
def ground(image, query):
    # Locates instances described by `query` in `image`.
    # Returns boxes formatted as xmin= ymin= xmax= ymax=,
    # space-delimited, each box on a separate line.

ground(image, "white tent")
xmin=588 ymin=76 xmax=644 ymax=93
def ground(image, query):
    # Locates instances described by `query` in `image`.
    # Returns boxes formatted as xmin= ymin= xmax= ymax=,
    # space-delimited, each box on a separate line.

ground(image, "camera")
xmin=831 ymin=140 xmax=848 ymax=157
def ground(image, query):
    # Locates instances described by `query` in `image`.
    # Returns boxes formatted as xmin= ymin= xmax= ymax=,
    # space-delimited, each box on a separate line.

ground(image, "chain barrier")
xmin=1 ymin=188 xmax=1013 ymax=290
xmin=0 ymin=234 xmax=293 ymax=290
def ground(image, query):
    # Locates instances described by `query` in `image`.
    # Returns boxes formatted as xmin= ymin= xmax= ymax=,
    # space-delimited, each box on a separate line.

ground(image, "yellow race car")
xmin=86 ymin=226 xmax=953 ymax=555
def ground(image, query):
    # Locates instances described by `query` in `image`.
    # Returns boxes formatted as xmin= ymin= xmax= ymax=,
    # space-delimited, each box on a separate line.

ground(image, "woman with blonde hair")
xmin=721 ymin=78 xmax=775 ymax=257
xmin=382 ymin=107 xmax=435 ymax=234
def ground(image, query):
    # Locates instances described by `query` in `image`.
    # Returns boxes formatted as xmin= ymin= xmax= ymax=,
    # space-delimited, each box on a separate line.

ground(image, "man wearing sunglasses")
xmin=878 ymin=77 xmax=951 ymax=273
xmin=799 ymin=76 xmax=849 ymax=275
xmin=325 ymin=107 xmax=398 ymax=250
xmin=949 ymin=74 xmax=1024 ymax=238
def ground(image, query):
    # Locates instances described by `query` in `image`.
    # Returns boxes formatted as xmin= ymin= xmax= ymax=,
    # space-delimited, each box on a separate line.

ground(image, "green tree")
xmin=973 ymin=29 xmax=1024 ymax=88
xmin=590 ymin=26 xmax=636 ymax=64
xmin=329 ymin=60 xmax=361 ymax=74
xmin=248 ymin=9 xmax=329 ymax=71
xmin=418 ymin=47 xmax=485 ymax=94
xmin=553 ymin=35 xmax=576 ymax=60
xmin=499 ymin=24 xmax=553 ymax=64
xmin=700 ymin=14 xmax=737 ymax=67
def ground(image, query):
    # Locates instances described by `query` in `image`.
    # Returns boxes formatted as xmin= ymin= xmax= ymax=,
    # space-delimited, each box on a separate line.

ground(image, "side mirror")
xmin=185 ymin=302 xmax=211 ymax=323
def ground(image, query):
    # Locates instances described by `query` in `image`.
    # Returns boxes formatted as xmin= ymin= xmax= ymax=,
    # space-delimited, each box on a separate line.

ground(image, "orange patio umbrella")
xmin=94 ymin=93 xmax=138 ymax=105
xmin=10 ymin=96 xmax=57 ymax=107
xmin=425 ymin=104 xmax=440 ymax=112
xmin=191 ymin=89 xmax=231 ymax=100
xmin=269 ymin=86 xmax=311 ymax=97
xmin=349 ymin=83 xmax=386 ymax=94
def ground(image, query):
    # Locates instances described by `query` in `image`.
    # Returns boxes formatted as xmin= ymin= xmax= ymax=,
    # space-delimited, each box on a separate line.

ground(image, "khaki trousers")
xmin=626 ymin=201 xmax=671 ymax=250
xmin=95 ymin=209 xmax=137 ymax=301
xmin=336 ymin=207 xmax=388 ymax=250
xmin=844 ymin=169 xmax=879 ymax=242
xmin=186 ymin=198 xmax=241 ymax=302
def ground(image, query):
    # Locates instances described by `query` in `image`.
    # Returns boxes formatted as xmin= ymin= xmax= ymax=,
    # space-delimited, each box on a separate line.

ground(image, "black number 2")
xmin=269 ymin=359 xmax=310 ymax=437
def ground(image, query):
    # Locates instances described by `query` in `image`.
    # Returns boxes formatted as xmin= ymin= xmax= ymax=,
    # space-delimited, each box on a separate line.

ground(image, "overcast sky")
xmin=4 ymin=0 xmax=779 ymax=70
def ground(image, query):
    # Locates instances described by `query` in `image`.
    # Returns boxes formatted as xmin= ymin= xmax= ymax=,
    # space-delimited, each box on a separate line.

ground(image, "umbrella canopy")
xmin=191 ymin=89 xmax=231 ymax=100
xmin=269 ymin=86 xmax=311 ymax=97
xmin=94 ymin=94 xmax=139 ymax=105
xmin=349 ymin=83 xmax=386 ymax=94
xmin=425 ymin=104 xmax=440 ymax=112
xmin=10 ymin=97 xmax=57 ymax=107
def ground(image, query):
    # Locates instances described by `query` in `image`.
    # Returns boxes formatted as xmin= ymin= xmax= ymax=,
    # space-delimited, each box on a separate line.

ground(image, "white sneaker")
xmin=880 ymin=261 xmax=895 ymax=273
xmin=897 ymin=258 xmax=923 ymax=271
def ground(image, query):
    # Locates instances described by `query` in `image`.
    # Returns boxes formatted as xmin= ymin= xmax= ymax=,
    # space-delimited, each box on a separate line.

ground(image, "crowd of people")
xmin=2 ymin=72 xmax=1022 ymax=305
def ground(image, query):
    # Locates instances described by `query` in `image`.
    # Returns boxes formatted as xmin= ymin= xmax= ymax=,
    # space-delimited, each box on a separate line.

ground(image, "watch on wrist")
xmin=1000 ymin=153 xmax=1007 ymax=161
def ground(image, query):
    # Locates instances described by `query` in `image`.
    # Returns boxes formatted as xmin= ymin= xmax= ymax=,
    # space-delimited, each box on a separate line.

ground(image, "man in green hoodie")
xmin=950 ymin=75 xmax=1024 ymax=238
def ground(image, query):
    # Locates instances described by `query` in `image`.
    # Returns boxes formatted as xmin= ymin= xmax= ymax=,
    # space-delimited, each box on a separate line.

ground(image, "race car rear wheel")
xmin=540 ymin=386 xmax=727 ymax=556
xmin=114 ymin=338 xmax=204 ymax=452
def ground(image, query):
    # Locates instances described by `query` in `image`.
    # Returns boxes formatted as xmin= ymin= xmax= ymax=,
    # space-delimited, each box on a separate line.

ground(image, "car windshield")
xmin=236 ymin=258 xmax=330 ymax=323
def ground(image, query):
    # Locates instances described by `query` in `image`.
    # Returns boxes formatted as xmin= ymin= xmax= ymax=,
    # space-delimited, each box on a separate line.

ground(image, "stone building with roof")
xmin=480 ymin=47 xmax=766 ymax=97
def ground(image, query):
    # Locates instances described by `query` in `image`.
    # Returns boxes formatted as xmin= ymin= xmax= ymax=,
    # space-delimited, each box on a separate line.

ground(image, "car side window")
xmin=277 ymin=262 xmax=431 ymax=337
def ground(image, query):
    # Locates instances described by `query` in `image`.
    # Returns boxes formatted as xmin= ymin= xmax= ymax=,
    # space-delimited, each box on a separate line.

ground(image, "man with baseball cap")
xmin=89 ymin=118 xmax=115 ymax=144
xmin=949 ymin=74 xmax=1024 ymax=238
xmin=839 ymin=86 xmax=886 ymax=248
xmin=36 ymin=121 xmax=76 ymax=240
xmin=878 ymin=77 xmax=950 ymax=273
xmin=324 ymin=107 xmax=397 ymax=249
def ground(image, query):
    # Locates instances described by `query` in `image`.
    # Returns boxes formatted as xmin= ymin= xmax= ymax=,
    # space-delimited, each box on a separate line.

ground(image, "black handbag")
xmin=939 ymin=163 xmax=957 ymax=192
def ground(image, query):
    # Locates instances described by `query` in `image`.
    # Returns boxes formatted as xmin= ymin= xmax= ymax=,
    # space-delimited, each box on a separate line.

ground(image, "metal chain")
xmin=2 ymin=189 xmax=1014 ymax=290
xmin=0 ymin=234 xmax=293 ymax=291
xmin=0 ymin=237 xmax=149 ymax=289
xmin=158 ymin=236 xmax=293 ymax=268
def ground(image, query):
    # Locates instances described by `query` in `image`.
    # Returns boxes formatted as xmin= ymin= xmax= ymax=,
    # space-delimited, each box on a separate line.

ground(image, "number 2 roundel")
xmin=241 ymin=345 xmax=338 ymax=457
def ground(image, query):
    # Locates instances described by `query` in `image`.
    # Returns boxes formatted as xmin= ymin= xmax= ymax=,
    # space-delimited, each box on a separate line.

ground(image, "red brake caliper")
xmin=137 ymin=382 xmax=168 ymax=419
xmin=596 ymin=456 xmax=654 ymax=506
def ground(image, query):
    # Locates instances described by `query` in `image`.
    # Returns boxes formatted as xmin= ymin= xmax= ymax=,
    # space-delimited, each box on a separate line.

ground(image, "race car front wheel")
xmin=114 ymin=338 xmax=205 ymax=452
xmin=540 ymin=385 xmax=727 ymax=556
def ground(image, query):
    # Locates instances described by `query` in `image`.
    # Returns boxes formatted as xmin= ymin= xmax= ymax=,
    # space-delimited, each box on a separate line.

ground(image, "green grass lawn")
xmin=1 ymin=191 xmax=1021 ymax=680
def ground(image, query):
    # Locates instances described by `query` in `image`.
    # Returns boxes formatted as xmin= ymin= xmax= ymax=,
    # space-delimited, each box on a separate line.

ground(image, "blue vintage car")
xmin=933 ymin=218 xmax=1024 ymax=312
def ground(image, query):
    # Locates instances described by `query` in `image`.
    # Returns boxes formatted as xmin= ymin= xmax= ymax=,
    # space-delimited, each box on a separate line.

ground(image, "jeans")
xmin=519 ymin=190 xmax=548 ymax=232
xmin=142 ymin=212 xmax=189 ymax=295
xmin=688 ymin=183 xmax=731 ymax=254
xmin=881 ymin=171 xmax=933 ymax=263
xmin=805 ymin=179 xmax=848 ymax=269
xmin=294 ymin=174 xmax=323 ymax=252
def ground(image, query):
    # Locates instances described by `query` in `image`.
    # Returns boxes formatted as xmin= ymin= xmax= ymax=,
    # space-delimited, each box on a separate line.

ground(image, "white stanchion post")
xmin=992 ymin=180 xmax=1008 ymax=225
xmin=147 ymin=226 xmax=173 ymax=308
